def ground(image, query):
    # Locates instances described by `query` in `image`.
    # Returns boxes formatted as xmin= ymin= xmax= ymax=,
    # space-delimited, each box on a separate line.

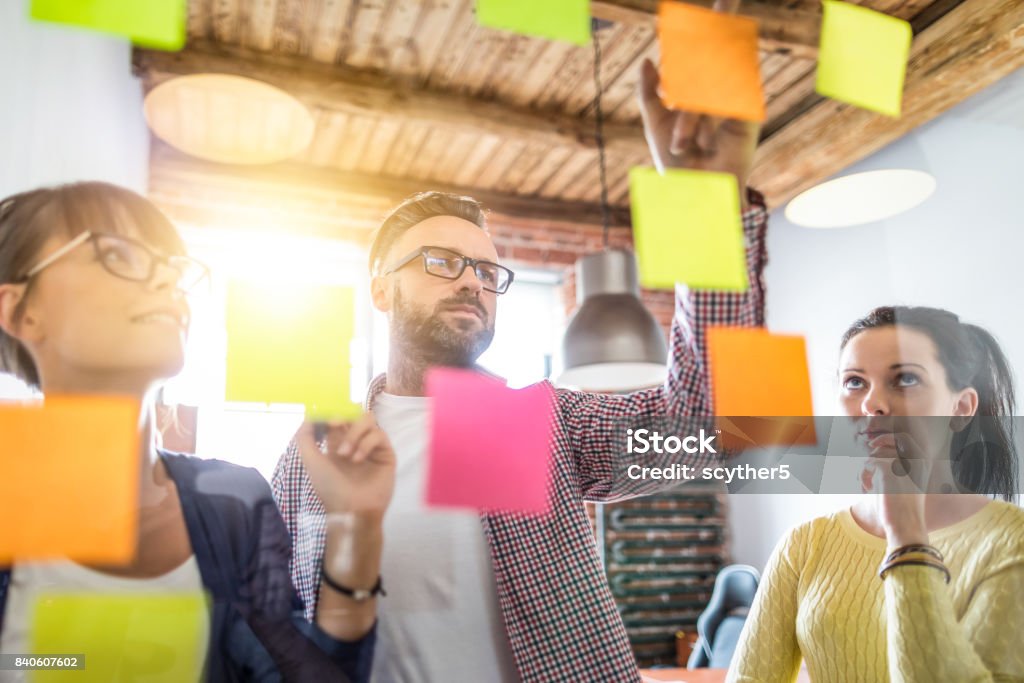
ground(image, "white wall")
xmin=0 ymin=3 xmax=149 ymax=398
xmin=730 ymin=67 xmax=1024 ymax=569
xmin=0 ymin=2 xmax=149 ymax=199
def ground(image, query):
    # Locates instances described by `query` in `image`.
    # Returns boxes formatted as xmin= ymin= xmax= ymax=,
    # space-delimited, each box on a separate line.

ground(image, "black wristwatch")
xmin=320 ymin=559 xmax=386 ymax=601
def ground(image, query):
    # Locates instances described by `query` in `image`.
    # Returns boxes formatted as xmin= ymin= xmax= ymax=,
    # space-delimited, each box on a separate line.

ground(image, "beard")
xmin=391 ymin=285 xmax=495 ymax=367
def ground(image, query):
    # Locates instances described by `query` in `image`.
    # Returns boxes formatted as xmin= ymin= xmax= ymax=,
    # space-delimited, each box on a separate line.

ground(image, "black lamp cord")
xmin=591 ymin=23 xmax=611 ymax=249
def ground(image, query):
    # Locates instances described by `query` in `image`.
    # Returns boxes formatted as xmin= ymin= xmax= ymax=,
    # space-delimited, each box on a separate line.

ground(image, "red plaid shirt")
xmin=271 ymin=195 xmax=768 ymax=682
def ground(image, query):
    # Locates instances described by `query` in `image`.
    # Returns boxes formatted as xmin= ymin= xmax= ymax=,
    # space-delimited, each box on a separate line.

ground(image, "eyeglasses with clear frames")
xmin=383 ymin=245 xmax=515 ymax=294
xmin=17 ymin=231 xmax=210 ymax=293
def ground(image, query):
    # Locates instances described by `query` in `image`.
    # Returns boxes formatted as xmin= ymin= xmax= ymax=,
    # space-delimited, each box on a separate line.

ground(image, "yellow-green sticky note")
xmin=30 ymin=593 xmax=207 ymax=682
xmin=815 ymin=0 xmax=911 ymax=118
xmin=225 ymin=281 xmax=362 ymax=420
xmin=30 ymin=0 xmax=186 ymax=51
xmin=476 ymin=0 xmax=590 ymax=46
xmin=629 ymin=167 xmax=748 ymax=291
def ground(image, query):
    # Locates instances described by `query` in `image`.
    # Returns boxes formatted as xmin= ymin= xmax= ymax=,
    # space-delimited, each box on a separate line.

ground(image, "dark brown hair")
xmin=367 ymin=191 xmax=486 ymax=275
xmin=841 ymin=306 xmax=1018 ymax=500
xmin=0 ymin=181 xmax=184 ymax=389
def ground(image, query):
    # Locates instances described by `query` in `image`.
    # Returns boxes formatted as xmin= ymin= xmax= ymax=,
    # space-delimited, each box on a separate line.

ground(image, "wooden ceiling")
xmin=135 ymin=0 xmax=1024 ymax=234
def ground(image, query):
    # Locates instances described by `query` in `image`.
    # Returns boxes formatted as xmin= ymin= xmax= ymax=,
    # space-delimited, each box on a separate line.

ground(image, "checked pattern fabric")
xmin=271 ymin=192 xmax=768 ymax=682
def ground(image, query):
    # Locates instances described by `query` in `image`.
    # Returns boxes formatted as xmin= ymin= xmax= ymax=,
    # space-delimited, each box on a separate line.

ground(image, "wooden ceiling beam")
xmin=750 ymin=0 xmax=1024 ymax=208
xmin=147 ymin=142 xmax=633 ymax=233
xmin=591 ymin=0 xmax=821 ymax=59
xmin=133 ymin=42 xmax=649 ymax=159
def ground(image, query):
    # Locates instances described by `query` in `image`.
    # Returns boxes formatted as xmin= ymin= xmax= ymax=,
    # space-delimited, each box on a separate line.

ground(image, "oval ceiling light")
xmin=144 ymin=74 xmax=315 ymax=165
xmin=785 ymin=169 xmax=937 ymax=228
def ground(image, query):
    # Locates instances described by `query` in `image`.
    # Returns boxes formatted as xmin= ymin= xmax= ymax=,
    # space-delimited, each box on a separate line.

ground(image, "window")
xmin=164 ymin=228 xmax=565 ymax=480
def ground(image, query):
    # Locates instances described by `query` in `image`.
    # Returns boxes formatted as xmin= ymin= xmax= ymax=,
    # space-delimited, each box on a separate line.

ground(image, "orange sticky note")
xmin=707 ymin=328 xmax=815 ymax=449
xmin=715 ymin=415 xmax=817 ymax=452
xmin=657 ymin=1 xmax=765 ymax=122
xmin=0 ymin=396 xmax=140 ymax=564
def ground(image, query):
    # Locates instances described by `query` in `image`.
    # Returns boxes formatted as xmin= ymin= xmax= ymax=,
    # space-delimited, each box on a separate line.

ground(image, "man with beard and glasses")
xmin=271 ymin=34 xmax=766 ymax=682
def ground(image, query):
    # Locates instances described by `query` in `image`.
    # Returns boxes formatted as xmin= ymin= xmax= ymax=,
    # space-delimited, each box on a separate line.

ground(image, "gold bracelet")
xmin=879 ymin=557 xmax=951 ymax=584
xmin=883 ymin=551 xmax=944 ymax=566
xmin=885 ymin=544 xmax=943 ymax=564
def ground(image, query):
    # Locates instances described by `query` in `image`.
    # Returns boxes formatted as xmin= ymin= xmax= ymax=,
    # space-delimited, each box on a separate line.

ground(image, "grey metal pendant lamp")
xmin=556 ymin=21 xmax=667 ymax=392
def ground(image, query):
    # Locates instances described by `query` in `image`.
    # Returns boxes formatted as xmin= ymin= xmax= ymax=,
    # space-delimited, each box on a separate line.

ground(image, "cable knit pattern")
xmin=727 ymin=501 xmax=1024 ymax=683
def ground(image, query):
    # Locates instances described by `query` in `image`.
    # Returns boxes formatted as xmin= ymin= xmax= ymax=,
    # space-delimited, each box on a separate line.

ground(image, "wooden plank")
xmin=478 ymin=35 xmax=548 ymax=101
xmin=186 ymin=0 xmax=212 ymax=41
xmin=241 ymin=0 xmax=279 ymax=51
xmin=474 ymin=139 xmax=527 ymax=188
xmin=407 ymin=128 xmax=457 ymax=180
xmin=503 ymin=42 xmax=576 ymax=106
xmin=563 ymin=25 xmax=654 ymax=116
xmin=383 ymin=121 xmax=432 ymax=176
xmin=751 ymin=0 xmax=1024 ymax=207
xmin=271 ymin=0 xmax=319 ymax=56
xmin=452 ymin=134 xmax=503 ymax=186
xmin=309 ymin=0 xmax=356 ymax=63
xmin=591 ymin=0 xmax=821 ymax=59
xmin=401 ymin=0 xmax=467 ymax=82
xmin=596 ymin=40 xmax=659 ymax=122
xmin=432 ymin=131 xmax=481 ymax=182
xmin=495 ymin=142 xmax=550 ymax=193
xmin=517 ymin=146 xmax=575 ymax=196
xmin=134 ymin=43 xmax=649 ymax=158
xmin=305 ymin=109 xmax=349 ymax=166
xmin=379 ymin=0 xmax=423 ymax=77
xmin=211 ymin=0 xmax=240 ymax=44
xmin=148 ymin=142 xmax=632 ymax=227
xmin=335 ymin=115 xmax=376 ymax=171
xmin=539 ymin=149 xmax=599 ymax=198
xmin=344 ymin=0 xmax=389 ymax=70
xmin=356 ymin=118 xmax=403 ymax=175
xmin=535 ymin=26 xmax=628 ymax=111
xmin=603 ymin=148 xmax=650 ymax=204
xmin=425 ymin=1 xmax=481 ymax=90
xmin=457 ymin=29 xmax=515 ymax=96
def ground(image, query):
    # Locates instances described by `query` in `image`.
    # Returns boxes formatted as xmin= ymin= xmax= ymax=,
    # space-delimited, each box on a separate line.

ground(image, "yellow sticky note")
xmin=30 ymin=0 xmax=187 ymax=51
xmin=225 ymin=281 xmax=362 ymax=420
xmin=815 ymin=0 xmax=911 ymax=117
xmin=0 ymin=397 xmax=140 ymax=564
xmin=629 ymin=167 xmax=748 ymax=291
xmin=476 ymin=0 xmax=591 ymax=46
xmin=30 ymin=593 xmax=208 ymax=682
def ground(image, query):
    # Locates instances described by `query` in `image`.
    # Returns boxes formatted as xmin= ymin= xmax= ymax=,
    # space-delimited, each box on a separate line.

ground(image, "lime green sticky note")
xmin=476 ymin=0 xmax=590 ymax=46
xmin=30 ymin=592 xmax=207 ymax=682
xmin=30 ymin=0 xmax=186 ymax=51
xmin=629 ymin=167 xmax=748 ymax=291
xmin=225 ymin=281 xmax=362 ymax=420
xmin=815 ymin=0 xmax=911 ymax=118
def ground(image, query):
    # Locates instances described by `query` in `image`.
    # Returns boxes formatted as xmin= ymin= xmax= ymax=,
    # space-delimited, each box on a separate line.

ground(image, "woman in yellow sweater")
xmin=728 ymin=306 xmax=1024 ymax=682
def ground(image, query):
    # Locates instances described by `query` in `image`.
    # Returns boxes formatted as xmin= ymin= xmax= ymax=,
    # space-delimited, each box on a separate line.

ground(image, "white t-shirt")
xmin=0 ymin=557 xmax=208 ymax=683
xmin=370 ymin=391 xmax=519 ymax=683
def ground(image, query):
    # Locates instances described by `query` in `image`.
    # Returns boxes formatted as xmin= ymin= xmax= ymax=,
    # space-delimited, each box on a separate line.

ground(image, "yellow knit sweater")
xmin=727 ymin=501 xmax=1024 ymax=682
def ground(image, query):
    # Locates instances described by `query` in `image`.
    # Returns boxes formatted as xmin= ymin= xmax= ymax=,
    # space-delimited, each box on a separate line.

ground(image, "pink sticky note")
xmin=425 ymin=369 xmax=556 ymax=514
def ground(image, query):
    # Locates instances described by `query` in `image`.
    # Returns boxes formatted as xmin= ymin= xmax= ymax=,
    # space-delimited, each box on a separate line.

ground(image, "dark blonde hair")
xmin=0 ymin=181 xmax=184 ymax=389
xmin=367 ymin=191 xmax=486 ymax=276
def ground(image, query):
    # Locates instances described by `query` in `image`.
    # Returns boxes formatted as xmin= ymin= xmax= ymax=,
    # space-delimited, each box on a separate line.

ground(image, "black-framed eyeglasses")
xmin=17 ymin=231 xmax=210 ymax=293
xmin=383 ymin=245 xmax=515 ymax=294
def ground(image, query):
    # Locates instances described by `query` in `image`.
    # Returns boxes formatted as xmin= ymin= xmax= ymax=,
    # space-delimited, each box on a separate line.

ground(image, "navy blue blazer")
xmin=0 ymin=451 xmax=375 ymax=682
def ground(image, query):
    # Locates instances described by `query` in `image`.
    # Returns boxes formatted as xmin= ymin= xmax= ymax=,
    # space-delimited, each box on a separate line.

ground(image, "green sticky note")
xmin=225 ymin=281 xmax=362 ymax=420
xmin=30 ymin=0 xmax=186 ymax=51
xmin=815 ymin=0 xmax=911 ymax=118
xmin=30 ymin=593 xmax=207 ymax=682
xmin=629 ymin=167 xmax=748 ymax=291
xmin=476 ymin=0 xmax=590 ymax=45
